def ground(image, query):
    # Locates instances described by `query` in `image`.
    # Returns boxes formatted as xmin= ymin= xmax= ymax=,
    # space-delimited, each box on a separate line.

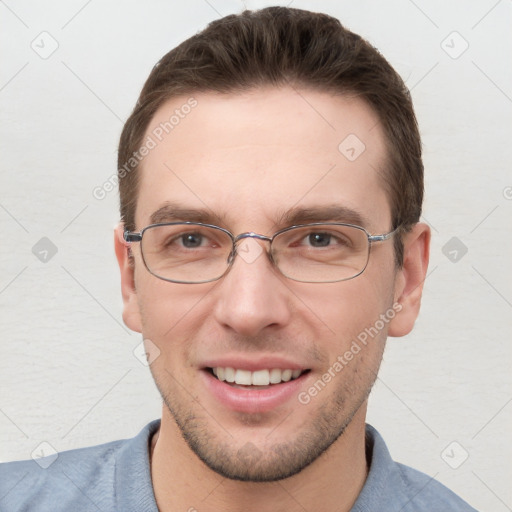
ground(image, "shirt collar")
xmin=114 ymin=420 xmax=413 ymax=512
xmin=115 ymin=419 xmax=160 ymax=512
xmin=351 ymin=424 xmax=423 ymax=511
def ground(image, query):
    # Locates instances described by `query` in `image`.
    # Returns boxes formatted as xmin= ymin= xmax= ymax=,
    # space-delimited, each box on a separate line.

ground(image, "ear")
xmin=114 ymin=224 xmax=142 ymax=333
xmin=388 ymin=222 xmax=430 ymax=337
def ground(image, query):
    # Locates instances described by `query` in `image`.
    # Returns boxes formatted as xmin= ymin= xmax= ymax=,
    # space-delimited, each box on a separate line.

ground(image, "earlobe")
xmin=388 ymin=223 xmax=430 ymax=337
xmin=114 ymin=224 xmax=142 ymax=333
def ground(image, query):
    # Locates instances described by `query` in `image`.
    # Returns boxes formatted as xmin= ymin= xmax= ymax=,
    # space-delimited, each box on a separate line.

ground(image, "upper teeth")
xmin=212 ymin=367 xmax=302 ymax=385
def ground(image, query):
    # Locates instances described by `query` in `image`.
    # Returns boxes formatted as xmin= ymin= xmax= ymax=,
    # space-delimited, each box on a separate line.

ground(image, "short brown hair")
xmin=118 ymin=6 xmax=423 ymax=265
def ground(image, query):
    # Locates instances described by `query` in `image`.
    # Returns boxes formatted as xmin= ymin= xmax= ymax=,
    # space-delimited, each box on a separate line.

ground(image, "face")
xmin=117 ymin=87 xmax=418 ymax=482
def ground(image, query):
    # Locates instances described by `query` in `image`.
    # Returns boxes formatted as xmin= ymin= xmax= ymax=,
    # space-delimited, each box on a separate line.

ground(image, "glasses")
xmin=124 ymin=222 xmax=399 ymax=284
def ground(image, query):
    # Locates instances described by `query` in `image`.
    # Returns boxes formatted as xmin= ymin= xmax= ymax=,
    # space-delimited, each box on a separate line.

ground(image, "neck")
xmin=150 ymin=405 xmax=369 ymax=512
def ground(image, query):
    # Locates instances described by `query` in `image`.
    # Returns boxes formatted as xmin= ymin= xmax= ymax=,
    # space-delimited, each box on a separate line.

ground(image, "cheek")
xmin=135 ymin=272 xmax=206 ymax=337
xmin=305 ymin=279 xmax=392 ymax=337
xmin=314 ymin=281 xmax=391 ymax=389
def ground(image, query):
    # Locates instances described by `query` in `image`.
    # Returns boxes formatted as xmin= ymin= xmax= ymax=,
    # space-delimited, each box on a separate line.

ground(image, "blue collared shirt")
xmin=0 ymin=420 xmax=477 ymax=511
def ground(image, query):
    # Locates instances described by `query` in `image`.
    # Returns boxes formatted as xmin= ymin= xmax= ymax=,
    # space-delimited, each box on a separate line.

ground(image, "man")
xmin=0 ymin=6 xmax=477 ymax=511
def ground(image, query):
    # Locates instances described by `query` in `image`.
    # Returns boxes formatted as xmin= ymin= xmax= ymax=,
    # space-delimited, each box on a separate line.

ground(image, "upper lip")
xmin=201 ymin=355 xmax=309 ymax=372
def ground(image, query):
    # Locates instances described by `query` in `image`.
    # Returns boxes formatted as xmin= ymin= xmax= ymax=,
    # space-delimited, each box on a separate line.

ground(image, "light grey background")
xmin=1 ymin=1 xmax=511 ymax=510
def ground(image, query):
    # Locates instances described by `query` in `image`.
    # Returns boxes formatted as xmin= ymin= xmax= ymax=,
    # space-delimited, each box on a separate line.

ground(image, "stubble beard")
xmin=152 ymin=364 xmax=380 ymax=482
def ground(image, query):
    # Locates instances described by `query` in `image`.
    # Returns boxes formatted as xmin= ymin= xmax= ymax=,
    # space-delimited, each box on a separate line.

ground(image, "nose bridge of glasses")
xmin=234 ymin=232 xmax=273 ymax=245
xmin=226 ymin=232 xmax=273 ymax=265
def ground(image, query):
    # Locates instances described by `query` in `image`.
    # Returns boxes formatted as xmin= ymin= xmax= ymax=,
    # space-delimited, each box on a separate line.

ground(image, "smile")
xmin=201 ymin=366 xmax=312 ymax=413
xmin=209 ymin=367 xmax=307 ymax=387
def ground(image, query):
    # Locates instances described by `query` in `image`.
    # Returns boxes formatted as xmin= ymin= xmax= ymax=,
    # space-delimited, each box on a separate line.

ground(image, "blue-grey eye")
xmin=308 ymin=233 xmax=331 ymax=247
xmin=181 ymin=233 xmax=203 ymax=247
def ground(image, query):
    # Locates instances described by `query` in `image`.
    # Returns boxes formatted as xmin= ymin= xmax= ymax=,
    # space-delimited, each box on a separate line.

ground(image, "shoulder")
xmin=394 ymin=461 xmax=478 ymax=511
xmin=0 ymin=438 xmax=124 ymax=512
xmin=353 ymin=424 xmax=478 ymax=512
xmin=0 ymin=420 xmax=160 ymax=512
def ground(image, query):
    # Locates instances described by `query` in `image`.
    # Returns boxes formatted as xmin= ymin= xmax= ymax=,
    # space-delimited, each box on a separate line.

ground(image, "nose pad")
xmin=230 ymin=233 xmax=273 ymax=267
xmin=227 ymin=248 xmax=236 ymax=265
xmin=223 ymin=240 xmax=277 ymax=286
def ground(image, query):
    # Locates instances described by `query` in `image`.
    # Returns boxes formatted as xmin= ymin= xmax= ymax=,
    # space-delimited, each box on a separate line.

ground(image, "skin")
xmin=114 ymin=87 xmax=430 ymax=512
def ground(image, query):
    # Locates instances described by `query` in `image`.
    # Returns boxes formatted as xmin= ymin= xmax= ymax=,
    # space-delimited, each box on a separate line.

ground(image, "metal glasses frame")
xmin=124 ymin=221 xmax=400 ymax=284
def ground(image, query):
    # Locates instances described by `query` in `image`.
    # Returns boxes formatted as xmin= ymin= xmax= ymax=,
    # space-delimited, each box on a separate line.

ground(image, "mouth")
xmin=201 ymin=365 xmax=312 ymax=414
xmin=205 ymin=367 xmax=310 ymax=389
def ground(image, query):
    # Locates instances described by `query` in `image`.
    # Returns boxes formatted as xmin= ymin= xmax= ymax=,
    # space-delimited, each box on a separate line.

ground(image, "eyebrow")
xmin=148 ymin=203 xmax=371 ymax=231
xmin=277 ymin=205 xmax=371 ymax=229
xmin=149 ymin=203 xmax=225 ymax=226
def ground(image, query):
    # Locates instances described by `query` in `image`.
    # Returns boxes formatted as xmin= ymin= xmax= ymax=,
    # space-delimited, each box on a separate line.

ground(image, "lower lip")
xmin=201 ymin=370 xmax=309 ymax=414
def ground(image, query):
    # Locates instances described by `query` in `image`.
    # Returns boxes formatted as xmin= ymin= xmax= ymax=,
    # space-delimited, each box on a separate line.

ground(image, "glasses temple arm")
xmin=124 ymin=231 xmax=142 ymax=243
xmin=368 ymin=225 xmax=401 ymax=243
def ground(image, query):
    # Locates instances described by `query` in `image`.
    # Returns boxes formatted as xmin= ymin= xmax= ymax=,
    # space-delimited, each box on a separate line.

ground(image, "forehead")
xmin=136 ymin=87 xmax=391 ymax=232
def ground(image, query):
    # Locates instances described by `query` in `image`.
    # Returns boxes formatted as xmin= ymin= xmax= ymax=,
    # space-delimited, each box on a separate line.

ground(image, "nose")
xmin=212 ymin=237 xmax=292 ymax=337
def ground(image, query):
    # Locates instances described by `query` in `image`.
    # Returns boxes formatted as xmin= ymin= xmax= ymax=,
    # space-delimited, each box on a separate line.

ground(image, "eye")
xmin=301 ymin=230 xmax=351 ymax=248
xmin=307 ymin=232 xmax=333 ymax=247
xmin=180 ymin=232 xmax=205 ymax=248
